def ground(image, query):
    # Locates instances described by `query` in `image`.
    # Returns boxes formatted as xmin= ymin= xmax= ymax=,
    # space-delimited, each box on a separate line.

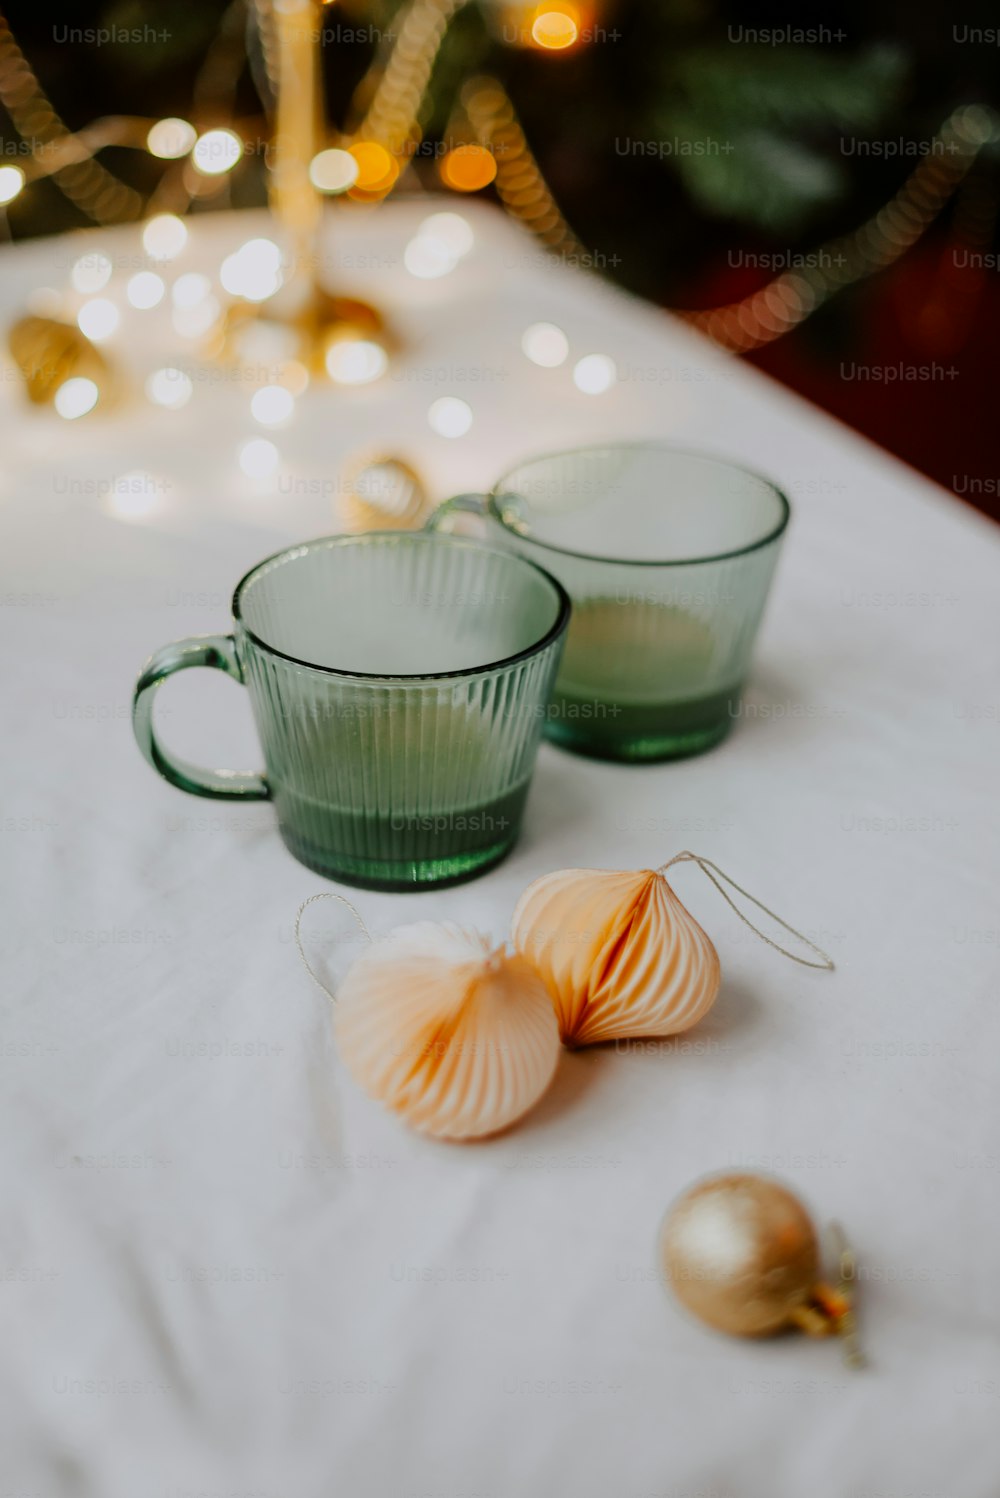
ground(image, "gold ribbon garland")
xmin=349 ymin=0 xmax=469 ymax=165
xmin=0 ymin=6 xmax=143 ymax=222
xmin=685 ymin=104 xmax=1000 ymax=352
xmin=461 ymin=83 xmax=999 ymax=352
xmin=462 ymin=74 xmax=587 ymax=256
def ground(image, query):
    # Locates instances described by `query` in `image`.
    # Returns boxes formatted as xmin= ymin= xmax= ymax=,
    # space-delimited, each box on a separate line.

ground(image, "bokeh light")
xmin=309 ymin=148 xmax=359 ymax=195
xmin=572 ymin=352 xmax=617 ymax=394
xmin=103 ymin=472 xmax=163 ymax=523
xmin=70 ymin=252 xmax=112 ymax=294
xmin=142 ymin=214 xmax=188 ymax=262
xmin=348 ymin=142 xmax=399 ymax=196
xmin=439 ymin=145 xmax=497 ymax=192
xmin=405 ymin=211 xmax=476 ymax=279
xmin=428 ymin=396 xmax=473 ymax=438
xmin=0 ymin=165 xmax=25 ymax=205
xmin=419 ymin=212 xmax=475 ymax=259
xmin=77 ymin=297 xmax=120 ymax=342
xmin=171 ymin=272 xmax=212 ymax=310
xmin=531 ymin=6 xmax=580 ymax=49
xmin=145 ymin=367 xmax=193 ymax=410
xmin=250 ymin=384 xmax=295 ymax=427
xmin=147 ymin=118 xmax=197 ymax=160
xmin=54 ymin=377 xmax=99 ymax=420
xmin=126 ymin=272 xmax=165 ymax=310
xmin=325 ymin=338 xmax=388 ymax=385
xmin=404 ymin=235 xmax=457 ymax=280
xmin=522 ymin=322 xmax=569 ymax=367
xmin=220 ymin=238 xmax=283 ymax=302
xmin=192 ymin=128 xmax=243 ymax=176
xmin=238 ymin=438 xmax=280 ymax=479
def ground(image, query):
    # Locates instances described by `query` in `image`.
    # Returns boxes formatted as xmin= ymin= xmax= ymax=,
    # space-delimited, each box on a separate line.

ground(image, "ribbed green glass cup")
xmin=429 ymin=444 xmax=789 ymax=762
xmin=132 ymin=533 xmax=569 ymax=890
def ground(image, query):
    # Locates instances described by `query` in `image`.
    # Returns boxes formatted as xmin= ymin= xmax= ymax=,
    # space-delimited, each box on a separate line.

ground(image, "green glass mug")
xmin=428 ymin=443 xmax=790 ymax=762
xmin=132 ymin=532 xmax=570 ymax=890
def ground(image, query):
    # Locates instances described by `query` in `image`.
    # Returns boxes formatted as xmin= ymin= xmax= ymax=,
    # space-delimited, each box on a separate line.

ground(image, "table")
xmin=4 ymin=196 xmax=999 ymax=1498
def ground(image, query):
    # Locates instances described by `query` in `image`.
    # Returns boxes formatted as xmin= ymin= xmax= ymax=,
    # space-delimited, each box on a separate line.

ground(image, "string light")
xmin=522 ymin=322 xmax=569 ymax=367
xmin=419 ymin=212 xmax=475 ymax=259
xmin=192 ymin=128 xmax=243 ymax=176
xmin=54 ymin=377 xmax=99 ymax=419
xmin=530 ymin=7 xmax=580 ymax=50
xmin=141 ymin=214 xmax=188 ymax=262
xmin=404 ymin=211 xmax=476 ymax=278
xmin=70 ymin=252 xmax=112 ymax=294
xmin=0 ymin=8 xmax=991 ymax=428
xmin=439 ymin=144 xmax=497 ymax=192
xmin=170 ymin=274 xmax=217 ymax=338
xmin=171 ymin=273 xmax=212 ymax=310
xmin=308 ymin=148 xmax=359 ymax=195
xmin=76 ymin=298 xmax=120 ymax=342
xmin=325 ymin=338 xmax=388 ymax=385
xmin=250 ymin=384 xmax=295 ymax=427
xmin=347 ymin=142 xmax=399 ymax=197
xmin=572 ymin=353 xmax=616 ymax=394
xmin=238 ymin=438 xmax=280 ymax=478
xmin=404 ymin=235 xmax=457 ymax=279
xmin=0 ymin=165 xmax=24 ymax=204
xmin=145 ymin=367 xmax=193 ymax=410
xmin=126 ymin=271 xmax=165 ymax=309
xmin=102 ymin=472 xmax=164 ymax=523
xmin=220 ymin=238 xmax=283 ymax=301
xmin=428 ymin=396 xmax=473 ymax=437
xmin=146 ymin=118 xmax=197 ymax=160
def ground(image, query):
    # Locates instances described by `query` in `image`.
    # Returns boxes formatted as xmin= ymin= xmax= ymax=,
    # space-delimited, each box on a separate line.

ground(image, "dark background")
xmin=4 ymin=0 xmax=999 ymax=513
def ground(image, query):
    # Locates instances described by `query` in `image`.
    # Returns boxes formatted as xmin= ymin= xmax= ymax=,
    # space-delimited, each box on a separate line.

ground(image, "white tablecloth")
xmin=4 ymin=197 xmax=999 ymax=1497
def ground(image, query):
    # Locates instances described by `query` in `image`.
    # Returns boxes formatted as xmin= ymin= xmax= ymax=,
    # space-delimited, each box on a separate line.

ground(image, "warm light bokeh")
xmin=439 ymin=145 xmax=497 ymax=192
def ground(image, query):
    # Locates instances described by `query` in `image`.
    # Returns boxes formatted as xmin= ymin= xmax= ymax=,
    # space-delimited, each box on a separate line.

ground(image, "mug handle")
xmin=424 ymin=493 xmax=490 ymax=534
xmin=132 ymin=634 xmax=270 ymax=801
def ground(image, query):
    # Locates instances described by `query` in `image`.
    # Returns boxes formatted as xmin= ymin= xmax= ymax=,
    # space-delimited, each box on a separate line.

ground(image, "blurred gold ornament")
xmin=8 ymin=314 xmax=114 ymax=411
xmin=340 ymin=456 xmax=430 ymax=532
xmin=224 ymin=291 xmax=388 ymax=379
xmin=660 ymin=1174 xmax=863 ymax=1364
xmin=335 ymin=922 xmax=561 ymax=1140
xmin=512 ymin=866 xmax=721 ymax=1046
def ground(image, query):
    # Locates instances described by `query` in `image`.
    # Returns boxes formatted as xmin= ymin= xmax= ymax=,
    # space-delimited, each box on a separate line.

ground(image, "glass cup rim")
xmin=490 ymin=441 xmax=791 ymax=568
xmin=231 ymin=530 xmax=572 ymax=682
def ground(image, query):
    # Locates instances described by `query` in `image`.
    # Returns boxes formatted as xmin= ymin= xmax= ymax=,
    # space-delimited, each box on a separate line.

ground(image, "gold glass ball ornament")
xmin=659 ymin=1173 xmax=863 ymax=1363
xmin=339 ymin=456 xmax=430 ymax=533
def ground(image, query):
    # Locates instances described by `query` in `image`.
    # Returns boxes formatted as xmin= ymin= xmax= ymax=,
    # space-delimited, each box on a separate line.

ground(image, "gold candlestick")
xmin=270 ymin=0 xmax=323 ymax=304
xmin=223 ymin=0 xmax=387 ymax=376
